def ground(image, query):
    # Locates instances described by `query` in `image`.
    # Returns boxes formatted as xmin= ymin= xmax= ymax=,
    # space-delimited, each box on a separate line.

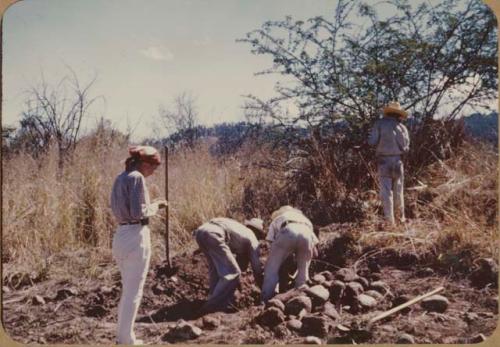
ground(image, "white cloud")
xmin=140 ymin=45 xmax=174 ymax=61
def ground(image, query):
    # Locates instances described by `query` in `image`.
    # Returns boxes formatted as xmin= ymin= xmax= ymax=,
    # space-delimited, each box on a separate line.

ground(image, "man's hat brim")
xmin=383 ymin=106 xmax=408 ymax=119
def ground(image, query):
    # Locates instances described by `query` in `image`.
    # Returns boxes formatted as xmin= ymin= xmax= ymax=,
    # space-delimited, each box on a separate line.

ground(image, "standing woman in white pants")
xmin=110 ymin=146 xmax=167 ymax=345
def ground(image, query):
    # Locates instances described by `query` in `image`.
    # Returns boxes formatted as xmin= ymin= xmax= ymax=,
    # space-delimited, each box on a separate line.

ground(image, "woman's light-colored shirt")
xmin=110 ymin=170 xmax=159 ymax=223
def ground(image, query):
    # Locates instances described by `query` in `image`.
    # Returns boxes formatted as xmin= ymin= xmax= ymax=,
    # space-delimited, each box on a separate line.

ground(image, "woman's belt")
xmin=120 ymin=218 xmax=149 ymax=226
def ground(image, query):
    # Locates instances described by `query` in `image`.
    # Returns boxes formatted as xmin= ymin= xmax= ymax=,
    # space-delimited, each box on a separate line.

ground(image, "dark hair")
xmin=125 ymin=156 xmax=141 ymax=171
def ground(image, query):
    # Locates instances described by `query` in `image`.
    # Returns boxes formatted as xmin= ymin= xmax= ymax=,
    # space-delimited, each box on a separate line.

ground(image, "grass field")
xmin=1 ymin=133 xmax=497 ymax=285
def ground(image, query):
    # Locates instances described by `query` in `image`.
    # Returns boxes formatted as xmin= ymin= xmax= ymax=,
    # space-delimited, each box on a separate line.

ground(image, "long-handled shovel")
xmin=165 ymin=145 xmax=170 ymax=268
xmin=162 ymin=145 xmax=177 ymax=277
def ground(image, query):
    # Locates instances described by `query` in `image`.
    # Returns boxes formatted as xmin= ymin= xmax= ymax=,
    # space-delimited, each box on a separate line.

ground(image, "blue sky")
xmin=2 ymin=0 xmax=337 ymax=140
xmin=2 ymin=0 xmax=495 ymax=141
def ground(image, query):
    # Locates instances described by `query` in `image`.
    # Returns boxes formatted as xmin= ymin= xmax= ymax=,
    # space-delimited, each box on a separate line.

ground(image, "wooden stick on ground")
xmin=368 ymin=286 xmax=445 ymax=327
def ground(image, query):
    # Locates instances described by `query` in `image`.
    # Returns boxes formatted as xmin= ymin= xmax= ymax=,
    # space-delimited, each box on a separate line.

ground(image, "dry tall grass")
xmin=2 ymin=138 xmax=247 ymax=284
xmin=2 ymin=130 xmax=497 ymax=284
xmin=357 ymin=141 xmax=498 ymax=270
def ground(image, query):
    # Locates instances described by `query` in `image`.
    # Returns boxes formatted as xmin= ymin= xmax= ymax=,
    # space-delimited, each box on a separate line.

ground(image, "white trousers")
xmin=261 ymin=223 xmax=315 ymax=302
xmin=377 ymin=155 xmax=405 ymax=224
xmin=112 ymin=224 xmax=151 ymax=345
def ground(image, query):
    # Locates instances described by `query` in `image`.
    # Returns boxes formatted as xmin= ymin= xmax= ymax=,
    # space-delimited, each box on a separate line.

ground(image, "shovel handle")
xmin=164 ymin=146 xmax=170 ymax=268
xmin=368 ymin=286 xmax=444 ymax=326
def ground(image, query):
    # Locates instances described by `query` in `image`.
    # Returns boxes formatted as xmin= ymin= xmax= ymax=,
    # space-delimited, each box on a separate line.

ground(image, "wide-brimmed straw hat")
xmin=383 ymin=101 xmax=408 ymax=119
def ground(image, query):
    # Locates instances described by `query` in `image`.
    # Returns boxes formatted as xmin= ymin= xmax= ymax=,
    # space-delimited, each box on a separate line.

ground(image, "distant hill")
xmin=151 ymin=112 xmax=498 ymax=152
xmin=463 ymin=112 xmax=498 ymax=144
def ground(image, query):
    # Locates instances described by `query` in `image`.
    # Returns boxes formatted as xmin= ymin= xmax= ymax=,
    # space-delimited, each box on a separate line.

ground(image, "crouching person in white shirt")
xmin=194 ymin=217 xmax=265 ymax=313
xmin=261 ymin=206 xmax=319 ymax=302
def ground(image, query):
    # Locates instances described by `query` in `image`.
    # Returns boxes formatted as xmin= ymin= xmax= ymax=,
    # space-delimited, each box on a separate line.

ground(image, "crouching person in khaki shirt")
xmin=194 ymin=217 xmax=265 ymax=313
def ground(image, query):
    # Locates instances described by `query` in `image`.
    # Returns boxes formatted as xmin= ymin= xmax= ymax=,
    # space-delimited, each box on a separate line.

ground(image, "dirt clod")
xmin=258 ymin=307 xmax=286 ymax=328
xmin=301 ymin=315 xmax=331 ymax=337
xmin=397 ymin=333 xmax=416 ymax=344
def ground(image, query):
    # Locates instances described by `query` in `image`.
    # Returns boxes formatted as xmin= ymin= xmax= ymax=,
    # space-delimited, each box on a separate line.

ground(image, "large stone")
xmin=258 ymin=307 xmax=286 ymax=328
xmin=357 ymin=294 xmax=378 ymax=309
xmin=305 ymin=285 xmax=330 ymax=307
xmin=364 ymin=290 xmax=384 ymax=302
xmin=397 ymin=333 xmax=415 ymax=344
xmin=304 ymin=336 xmax=322 ymax=344
xmin=345 ymin=282 xmax=364 ymax=298
xmin=421 ymin=295 xmax=449 ymax=313
xmin=312 ymin=274 xmax=327 ymax=285
xmin=322 ymin=301 xmax=341 ymax=320
xmin=323 ymin=280 xmax=333 ymax=288
xmin=329 ymin=280 xmax=345 ymax=301
xmin=285 ymin=296 xmax=312 ymax=316
xmin=266 ymin=298 xmax=285 ymax=312
xmin=354 ymin=276 xmax=370 ymax=289
xmin=335 ymin=268 xmax=359 ymax=282
xmin=369 ymin=281 xmax=390 ymax=295
xmin=319 ymin=271 xmax=334 ymax=281
xmin=301 ymin=315 xmax=331 ymax=338
xmin=287 ymin=319 xmax=303 ymax=331
xmin=275 ymin=288 xmax=306 ymax=303
xmin=164 ymin=320 xmax=203 ymax=341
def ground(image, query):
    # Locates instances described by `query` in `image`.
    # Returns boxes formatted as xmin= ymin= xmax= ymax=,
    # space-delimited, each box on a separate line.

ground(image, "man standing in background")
xmin=368 ymin=101 xmax=410 ymax=226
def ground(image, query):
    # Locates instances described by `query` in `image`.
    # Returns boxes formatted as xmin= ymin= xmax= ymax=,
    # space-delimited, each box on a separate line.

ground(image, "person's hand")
xmin=155 ymin=199 xmax=168 ymax=209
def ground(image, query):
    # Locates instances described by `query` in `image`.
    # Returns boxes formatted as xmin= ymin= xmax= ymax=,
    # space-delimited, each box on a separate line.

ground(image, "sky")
xmin=2 ymin=0 xmax=337 ymax=140
xmin=2 ymin=0 xmax=496 ymax=142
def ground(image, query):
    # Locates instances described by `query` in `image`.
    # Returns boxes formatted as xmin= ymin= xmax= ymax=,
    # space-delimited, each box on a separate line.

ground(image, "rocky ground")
xmin=2 ymin=223 xmax=498 ymax=345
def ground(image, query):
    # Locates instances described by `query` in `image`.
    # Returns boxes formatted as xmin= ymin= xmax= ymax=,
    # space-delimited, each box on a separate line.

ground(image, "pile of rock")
xmin=256 ymin=267 xmax=392 ymax=341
